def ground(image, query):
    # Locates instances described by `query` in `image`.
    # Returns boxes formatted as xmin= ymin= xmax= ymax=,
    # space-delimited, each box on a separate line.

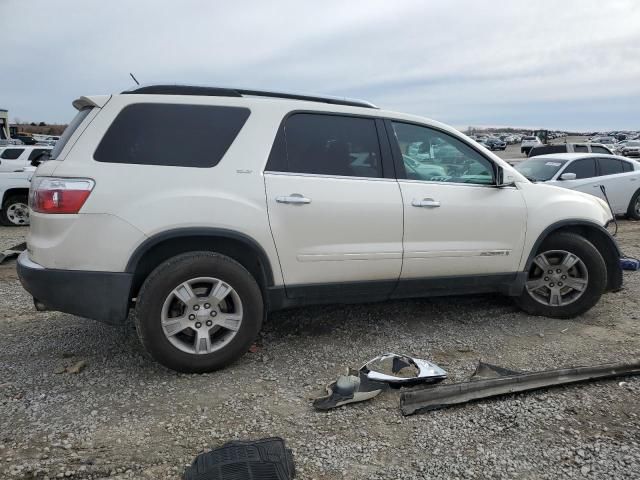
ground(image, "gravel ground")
xmin=1 ymin=222 xmax=639 ymax=479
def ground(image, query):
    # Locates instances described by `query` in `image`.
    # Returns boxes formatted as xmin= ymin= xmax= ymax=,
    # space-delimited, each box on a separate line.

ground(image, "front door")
xmin=387 ymin=120 xmax=527 ymax=280
xmin=264 ymin=113 xmax=403 ymax=297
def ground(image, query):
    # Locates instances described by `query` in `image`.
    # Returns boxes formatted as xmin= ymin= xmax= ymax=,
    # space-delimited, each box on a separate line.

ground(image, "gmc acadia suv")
xmin=17 ymin=85 xmax=623 ymax=372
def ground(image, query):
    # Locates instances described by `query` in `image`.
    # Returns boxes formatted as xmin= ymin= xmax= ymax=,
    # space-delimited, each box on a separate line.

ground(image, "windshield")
xmin=515 ymin=157 xmax=568 ymax=181
xmin=49 ymin=107 xmax=93 ymax=160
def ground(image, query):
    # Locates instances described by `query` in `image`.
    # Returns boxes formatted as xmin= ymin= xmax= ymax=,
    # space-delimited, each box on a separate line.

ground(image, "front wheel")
xmin=135 ymin=252 xmax=263 ymax=373
xmin=514 ymin=233 xmax=607 ymax=318
xmin=627 ymin=189 xmax=640 ymax=220
xmin=0 ymin=195 xmax=30 ymax=226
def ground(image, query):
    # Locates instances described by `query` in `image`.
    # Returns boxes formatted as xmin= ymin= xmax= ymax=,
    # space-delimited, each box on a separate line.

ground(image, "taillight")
xmin=30 ymin=177 xmax=95 ymax=214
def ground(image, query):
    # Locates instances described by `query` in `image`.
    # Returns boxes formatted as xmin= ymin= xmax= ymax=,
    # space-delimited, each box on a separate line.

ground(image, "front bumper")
xmin=17 ymin=251 xmax=133 ymax=325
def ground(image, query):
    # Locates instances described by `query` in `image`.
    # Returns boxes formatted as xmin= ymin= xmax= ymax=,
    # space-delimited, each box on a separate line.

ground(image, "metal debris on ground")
xmin=0 ymin=242 xmax=26 ymax=264
xmin=401 ymin=359 xmax=640 ymax=416
xmin=183 ymin=437 xmax=295 ymax=480
xmin=313 ymin=353 xmax=446 ymax=410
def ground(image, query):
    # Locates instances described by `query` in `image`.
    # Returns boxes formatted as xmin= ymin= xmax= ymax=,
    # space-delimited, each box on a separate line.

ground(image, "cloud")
xmin=1 ymin=0 xmax=638 ymax=130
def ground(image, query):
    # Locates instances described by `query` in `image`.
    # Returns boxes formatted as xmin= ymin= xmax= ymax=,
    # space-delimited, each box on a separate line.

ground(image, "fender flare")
xmin=125 ymin=227 xmax=275 ymax=286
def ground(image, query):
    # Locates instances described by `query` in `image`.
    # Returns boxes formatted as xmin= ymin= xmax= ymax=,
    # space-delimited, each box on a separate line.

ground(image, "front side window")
xmin=598 ymin=157 xmax=623 ymax=176
xmin=562 ymin=158 xmax=596 ymax=179
xmin=95 ymin=104 xmax=250 ymax=168
xmin=392 ymin=122 xmax=494 ymax=185
xmin=1 ymin=148 xmax=24 ymax=160
xmin=28 ymin=148 xmax=50 ymax=160
xmin=281 ymin=113 xmax=382 ymax=178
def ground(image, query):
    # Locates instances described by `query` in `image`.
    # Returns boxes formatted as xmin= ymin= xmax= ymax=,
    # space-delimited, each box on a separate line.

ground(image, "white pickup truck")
xmin=0 ymin=167 xmax=35 ymax=226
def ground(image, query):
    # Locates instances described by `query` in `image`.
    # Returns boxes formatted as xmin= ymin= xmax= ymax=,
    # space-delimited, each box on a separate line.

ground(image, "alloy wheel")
xmin=526 ymin=250 xmax=589 ymax=307
xmin=161 ymin=277 xmax=243 ymax=355
xmin=6 ymin=202 xmax=29 ymax=226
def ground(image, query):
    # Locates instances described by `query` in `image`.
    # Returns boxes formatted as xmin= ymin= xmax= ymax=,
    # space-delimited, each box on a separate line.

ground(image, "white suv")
xmin=17 ymin=85 xmax=623 ymax=372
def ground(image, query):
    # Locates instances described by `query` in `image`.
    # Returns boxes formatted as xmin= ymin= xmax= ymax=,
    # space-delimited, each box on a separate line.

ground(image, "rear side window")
xmin=28 ymin=148 xmax=50 ymax=160
xmin=598 ymin=157 xmax=624 ymax=176
xmin=563 ymin=158 xmax=596 ymax=179
xmin=94 ymin=104 xmax=250 ymax=168
xmin=275 ymin=113 xmax=382 ymax=178
xmin=591 ymin=146 xmax=611 ymax=154
xmin=51 ymin=107 xmax=93 ymax=160
xmin=573 ymin=145 xmax=588 ymax=153
xmin=1 ymin=148 xmax=24 ymax=159
xmin=622 ymin=161 xmax=634 ymax=172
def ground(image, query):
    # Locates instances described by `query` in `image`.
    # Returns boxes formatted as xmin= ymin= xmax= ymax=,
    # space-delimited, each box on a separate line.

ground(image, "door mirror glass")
xmin=560 ymin=172 xmax=577 ymax=180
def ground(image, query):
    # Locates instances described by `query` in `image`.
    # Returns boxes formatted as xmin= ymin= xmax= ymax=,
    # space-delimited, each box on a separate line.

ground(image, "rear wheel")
xmin=626 ymin=190 xmax=640 ymax=220
xmin=135 ymin=252 xmax=263 ymax=373
xmin=515 ymin=233 xmax=607 ymax=318
xmin=0 ymin=195 xmax=29 ymax=226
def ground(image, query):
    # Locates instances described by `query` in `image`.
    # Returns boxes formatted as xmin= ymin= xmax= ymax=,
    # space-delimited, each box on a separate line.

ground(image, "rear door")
xmin=264 ymin=113 xmax=403 ymax=298
xmin=0 ymin=148 xmax=25 ymax=173
xmin=596 ymin=157 xmax=637 ymax=213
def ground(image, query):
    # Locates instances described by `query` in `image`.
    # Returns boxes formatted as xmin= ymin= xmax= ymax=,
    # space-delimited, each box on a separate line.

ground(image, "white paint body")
xmin=27 ymin=94 xmax=613 ymax=290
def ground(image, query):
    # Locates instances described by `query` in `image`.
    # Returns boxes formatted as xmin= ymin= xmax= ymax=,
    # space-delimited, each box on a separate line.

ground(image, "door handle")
xmin=412 ymin=198 xmax=441 ymax=208
xmin=276 ymin=194 xmax=311 ymax=205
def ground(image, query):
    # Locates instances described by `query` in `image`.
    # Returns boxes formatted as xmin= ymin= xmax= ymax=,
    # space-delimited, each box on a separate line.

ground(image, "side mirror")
xmin=560 ymin=172 xmax=577 ymax=181
xmin=496 ymin=166 xmax=516 ymax=187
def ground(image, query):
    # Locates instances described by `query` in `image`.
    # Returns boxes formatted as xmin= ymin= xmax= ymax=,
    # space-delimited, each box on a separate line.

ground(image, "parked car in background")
xmin=17 ymin=85 xmax=622 ymax=372
xmin=590 ymin=136 xmax=617 ymax=146
xmin=0 ymin=166 xmax=34 ymax=226
xmin=528 ymin=143 xmax=613 ymax=157
xmin=0 ymin=146 xmax=52 ymax=173
xmin=620 ymin=140 xmax=640 ymax=158
xmin=12 ymin=134 xmax=37 ymax=145
xmin=485 ymin=138 xmax=507 ymax=151
xmin=515 ymin=153 xmax=640 ymax=219
xmin=521 ymin=136 xmax=542 ymax=154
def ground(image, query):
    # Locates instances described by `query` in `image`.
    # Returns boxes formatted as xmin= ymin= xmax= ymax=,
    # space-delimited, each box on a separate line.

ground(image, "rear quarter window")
xmin=1 ymin=148 xmax=24 ymax=160
xmin=94 ymin=103 xmax=250 ymax=168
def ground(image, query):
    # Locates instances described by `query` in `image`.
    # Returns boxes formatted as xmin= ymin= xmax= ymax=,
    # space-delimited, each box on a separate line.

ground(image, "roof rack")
xmin=122 ymin=85 xmax=378 ymax=109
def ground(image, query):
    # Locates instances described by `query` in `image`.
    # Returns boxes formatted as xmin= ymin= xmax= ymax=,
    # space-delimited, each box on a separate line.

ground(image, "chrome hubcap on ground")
xmin=526 ymin=250 xmax=589 ymax=307
xmin=6 ymin=202 xmax=29 ymax=226
xmin=161 ymin=277 xmax=243 ymax=355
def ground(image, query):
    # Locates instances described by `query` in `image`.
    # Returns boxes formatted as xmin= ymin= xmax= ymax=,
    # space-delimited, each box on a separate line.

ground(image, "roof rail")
xmin=122 ymin=84 xmax=377 ymax=109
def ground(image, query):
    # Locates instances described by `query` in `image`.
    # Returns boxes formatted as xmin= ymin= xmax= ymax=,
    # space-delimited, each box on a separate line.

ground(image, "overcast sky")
xmin=1 ymin=0 xmax=639 ymax=131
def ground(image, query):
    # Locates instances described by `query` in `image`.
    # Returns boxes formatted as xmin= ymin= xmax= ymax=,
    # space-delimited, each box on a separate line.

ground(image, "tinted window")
xmin=51 ymin=107 xmax=92 ymax=160
xmin=392 ymin=122 xmax=494 ymax=185
xmin=1 ymin=148 xmax=23 ymax=159
xmin=528 ymin=145 xmax=566 ymax=157
xmin=281 ymin=113 xmax=382 ymax=178
xmin=598 ymin=157 xmax=624 ymax=176
xmin=622 ymin=161 xmax=634 ymax=172
xmin=563 ymin=158 xmax=596 ymax=179
xmin=573 ymin=145 xmax=588 ymax=153
xmin=28 ymin=148 xmax=50 ymax=160
xmin=591 ymin=146 xmax=611 ymax=154
xmin=95 ymin=104 xmax=250 ymax=168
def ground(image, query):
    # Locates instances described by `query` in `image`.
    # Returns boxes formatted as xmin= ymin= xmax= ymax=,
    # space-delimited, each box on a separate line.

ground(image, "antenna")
xmin=129 ymin=73 xmax=140 ymax=86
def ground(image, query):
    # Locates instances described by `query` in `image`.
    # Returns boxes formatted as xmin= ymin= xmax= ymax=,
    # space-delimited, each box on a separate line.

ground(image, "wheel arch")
xmin=2 ymin=188 xmax=29 ymax=205
xmin=525 ymin=220 xmax=622 ymax=292
xmin=126 ymin=228 xmax=276 ymax=300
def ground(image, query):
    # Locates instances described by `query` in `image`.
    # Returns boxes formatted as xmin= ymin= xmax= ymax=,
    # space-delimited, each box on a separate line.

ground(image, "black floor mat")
xmin=184 ymin=437 xmax=295 ymax=480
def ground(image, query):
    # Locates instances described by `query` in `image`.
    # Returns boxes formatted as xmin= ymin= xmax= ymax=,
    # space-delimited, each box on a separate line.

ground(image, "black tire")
xmin=626 ymin=189 xmax=640 ymax=220
xmin=514 ymin=233 xmax=607 ymax=318
xmin=135 ymin=252 xmax=263 ymax=373
xmin=0 ymin=194 xmax=30 ymax=226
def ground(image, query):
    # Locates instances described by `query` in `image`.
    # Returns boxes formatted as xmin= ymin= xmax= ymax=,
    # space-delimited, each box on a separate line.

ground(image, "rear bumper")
xmin=17 ymin=251 xmax=132 ymax=325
